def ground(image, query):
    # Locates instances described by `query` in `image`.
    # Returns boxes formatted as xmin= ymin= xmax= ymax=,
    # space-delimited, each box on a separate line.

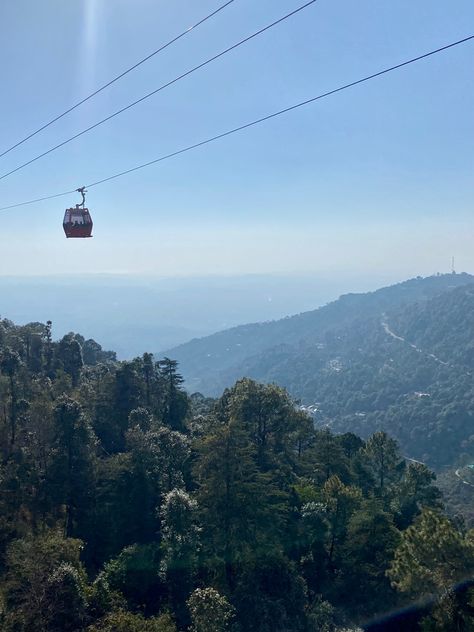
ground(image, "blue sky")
xmin=0 ymin=0 xmax=473 ymax=278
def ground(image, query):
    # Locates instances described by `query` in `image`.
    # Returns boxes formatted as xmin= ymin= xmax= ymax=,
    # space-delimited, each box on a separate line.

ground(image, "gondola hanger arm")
xmin=76 ymin=187 xmax=87 ymax=209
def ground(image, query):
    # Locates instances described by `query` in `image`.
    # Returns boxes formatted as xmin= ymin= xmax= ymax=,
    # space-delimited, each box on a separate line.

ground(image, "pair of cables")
xmin=0 ymin=0 xmax=472 ymax=212
xmin=0 ymin=0 xmax=319 ymax=182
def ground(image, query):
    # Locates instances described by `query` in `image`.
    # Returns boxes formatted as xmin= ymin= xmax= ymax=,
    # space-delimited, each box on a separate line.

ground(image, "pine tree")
xmin=388 ymin=508 xmax=474 ymax=596
xmin=196 ymin=419 xmax=286 ymax=589
xmin=48 ymin=397 xmax=96 ymax=537
xmin=158 ymin=358 xmax=189 ymax=432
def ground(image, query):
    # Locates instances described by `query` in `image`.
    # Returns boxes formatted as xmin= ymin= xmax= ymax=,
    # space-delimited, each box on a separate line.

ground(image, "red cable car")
xmin=63 ymin=187 xmax=93 ymax=238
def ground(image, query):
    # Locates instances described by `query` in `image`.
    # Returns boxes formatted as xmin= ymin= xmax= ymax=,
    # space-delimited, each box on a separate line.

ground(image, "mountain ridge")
xmin=163 ymin=273 xmax=474 ymax=396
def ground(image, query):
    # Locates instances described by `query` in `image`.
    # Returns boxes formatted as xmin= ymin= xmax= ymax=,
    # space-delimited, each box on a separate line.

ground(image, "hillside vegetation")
xmin=166 ymin=274 xmax=474 ymax=468
xmin=165 ymin=273 xmax=472 ymax=394
xmin=1 ymin=315 xmax=474 ymax=630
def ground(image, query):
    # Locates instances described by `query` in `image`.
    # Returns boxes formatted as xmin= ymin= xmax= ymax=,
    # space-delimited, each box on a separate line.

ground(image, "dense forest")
xmin=1 ymin=316 xmax=474 ymax=631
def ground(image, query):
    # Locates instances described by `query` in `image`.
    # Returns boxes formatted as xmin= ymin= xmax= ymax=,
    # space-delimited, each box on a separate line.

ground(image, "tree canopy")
xmin=0 ymin=316 xmax=472 ymax=630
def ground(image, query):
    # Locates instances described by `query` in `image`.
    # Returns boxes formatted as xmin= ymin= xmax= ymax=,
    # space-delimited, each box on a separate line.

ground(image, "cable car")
xmin=63 ymin=187 xmax=93 ymax=238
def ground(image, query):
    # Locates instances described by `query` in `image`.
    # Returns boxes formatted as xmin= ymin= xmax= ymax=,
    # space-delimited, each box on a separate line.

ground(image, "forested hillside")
xmin=322 ymin=283 xmax=474 ymax=466
xmin=165 ymin=273 xmax=473 ymax=395
xmin=2 ymin=315 xmax=474 ymax=630
xmin=166 ymin=275 xmax=474 ymax=470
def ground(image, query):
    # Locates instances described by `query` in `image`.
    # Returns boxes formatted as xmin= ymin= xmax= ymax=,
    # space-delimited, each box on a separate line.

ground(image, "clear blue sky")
xmin=0 ymin=0 xmax=473 ymax=278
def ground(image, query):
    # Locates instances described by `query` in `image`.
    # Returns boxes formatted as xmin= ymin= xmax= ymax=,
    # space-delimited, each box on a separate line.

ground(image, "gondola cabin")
xmin=63 ymin=187 xmax=93 ymax=238
xmin=63 ymin=207 xmax=93 ymax=238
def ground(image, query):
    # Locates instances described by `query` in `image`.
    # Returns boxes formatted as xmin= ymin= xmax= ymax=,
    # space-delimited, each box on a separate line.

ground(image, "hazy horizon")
xmin=0 ymin=269 xmax=454 ymax=358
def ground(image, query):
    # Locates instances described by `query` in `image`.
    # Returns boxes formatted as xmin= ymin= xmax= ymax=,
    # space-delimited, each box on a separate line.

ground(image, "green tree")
xmin=142 ymin=353 xmax=155 ymax=408
xmin=102 ymin=543 xmax=165 ymax=616
xmin=160 ymin=489 xmax=200 ymax=576
xmin=233 ymin=554 xmax=308 ymax=632
xmin=363 ymin=431 xmax=404 ymax=494
xmin=0 ymin=348 xmax=22 ymax=449
xmin=2 ymin=532 xmax=85 ymax=632
xmin=196 ymin=420 xmax=285 ymax=589
xmin=338 ymin=432 xmax=364 ymax=459
xmin=420 ymin=589 xmax=474 ymax=632
xmin=339 ymin=501 xmax=400 ymax=618
xmin=44 ymin=562 xmax=88 ymax=632
xmin=394 ymin=461 xmax=443 ymax=529
xmin=126 ymin=424 xmax=190 ymax=499
xmin=43 ymin=320 xmax=54 ymax=376
xmin=160 ymin=488 xmax=200 ymax=627
xmin=56 ymin=334 xmax=84 ymax=387
xmin=86 ymin=611 xmax=176 ymax=632
xmin=113 ymin=362 xmax=143 ymax=448
xmin=388 ymin=508 xmax=474 ymax=596
xmin=129 ymin=407 xmax=154 ymax=432
xmin=122 ymin=428 xmax=164 ymax=543
xmin=320 ymin=475 xmax=362 ymax=570
xmin=187 ymin=587 xmax=234 ymax=632
xmin=154 ymin=426 xmax=190 ymax=493
xmin=48 ymin=397 xmax=96 ymax=537
xmin=81 ymin=338 xmax=116 ymax=365
xmin=158 ymin=358 xmax=189 ymax=432
xmin=309 ymin=429 xmax=351 ymax=484
xmin=22 ymin=325 xmax=44 ymax=373
xmin=306 ymin=596 xmax=337 ymax=632
xmin=222 ymin=378 xmax=304 ymax=471
xmin=87 ymin=573 xmax=125 ymax=620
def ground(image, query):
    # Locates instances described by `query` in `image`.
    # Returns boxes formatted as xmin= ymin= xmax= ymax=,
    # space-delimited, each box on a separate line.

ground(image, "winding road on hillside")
xmin=381 ymin=315 xmax=472 ymax=376
xmin=381 ymin=316 xmax=449 ymax=366
xmin=404 ymin=455 xmax=474 ymax=488
xmin=454 ymin=467 xmax=474 ymax=487
xmin=382 ymin=315 xmax=474 ymax=487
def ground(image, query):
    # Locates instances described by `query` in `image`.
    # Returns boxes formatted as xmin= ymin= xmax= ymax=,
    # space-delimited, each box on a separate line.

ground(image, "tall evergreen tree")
xmin=48 ymin=397 xmax=96 ymax=537
xmin=158 ymin=358 xmax=189 ymax=432
xmin=0 ymin=348 xmax=22 ymax=450
xmin=56 ymin=334 xmax=84 ymax=387
xmin=196 ymin=419 xmax=286 ymax=590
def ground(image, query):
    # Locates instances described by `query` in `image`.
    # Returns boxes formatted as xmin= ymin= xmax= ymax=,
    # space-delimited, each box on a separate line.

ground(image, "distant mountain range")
xmin=165 ymin=273 xmax=474 ymax=468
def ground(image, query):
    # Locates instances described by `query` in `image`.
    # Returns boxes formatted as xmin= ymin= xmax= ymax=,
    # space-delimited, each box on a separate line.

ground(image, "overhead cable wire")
xmin=0 ymin=190 xmax=77 ymax=211
xmin=0 ymin=34 xmax=472 ymax=213
xmin=0 ymin=0 xmax=237 ymax=159
xmin=0 ymin=0 xmax=319 ymax=182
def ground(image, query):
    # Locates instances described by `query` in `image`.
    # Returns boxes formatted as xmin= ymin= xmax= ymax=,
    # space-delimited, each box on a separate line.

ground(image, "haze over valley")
xmin=0 ymin=271 xmax=404 ymax=358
